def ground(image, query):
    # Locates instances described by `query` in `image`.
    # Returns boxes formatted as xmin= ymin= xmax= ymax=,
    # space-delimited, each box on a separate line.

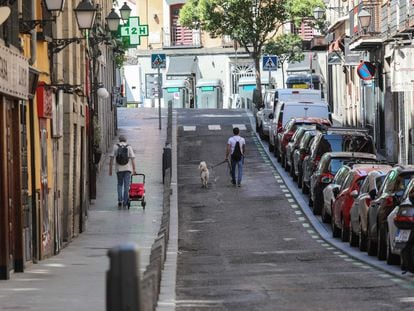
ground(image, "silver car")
xmin=349 ymin=169 xmax=390 ymax=251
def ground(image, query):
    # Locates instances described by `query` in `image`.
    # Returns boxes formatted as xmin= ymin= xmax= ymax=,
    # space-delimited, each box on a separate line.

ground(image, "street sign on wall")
xmin=262 ymin=55 xmax=278 ymax=71
xmin=391 ymin=46 xmax=414 ymax=92
xmin=119 ymin=16 xmax=148 ymax=47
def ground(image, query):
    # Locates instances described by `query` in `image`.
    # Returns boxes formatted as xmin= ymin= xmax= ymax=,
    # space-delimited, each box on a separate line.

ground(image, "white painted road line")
xmin=232 ymin=124 xmax=247 ymax=130
xmin=183 ymin=126 xmax=196 ymax=131
xmin=208 ymin=125 xmax=221 ymax=130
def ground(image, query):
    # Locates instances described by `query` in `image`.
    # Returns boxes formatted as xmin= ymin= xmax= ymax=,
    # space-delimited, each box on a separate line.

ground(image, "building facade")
xmin=0 ymin=0 xmax=119 ymax=280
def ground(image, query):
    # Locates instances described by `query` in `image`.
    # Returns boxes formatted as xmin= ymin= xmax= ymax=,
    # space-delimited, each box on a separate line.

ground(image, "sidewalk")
xmin=0 ymin=108 xmax=167 ymax=311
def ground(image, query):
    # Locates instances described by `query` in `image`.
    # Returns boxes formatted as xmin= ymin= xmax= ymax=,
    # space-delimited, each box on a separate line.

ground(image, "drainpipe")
xmin=29 ymin=0 xmax=37 ymax=65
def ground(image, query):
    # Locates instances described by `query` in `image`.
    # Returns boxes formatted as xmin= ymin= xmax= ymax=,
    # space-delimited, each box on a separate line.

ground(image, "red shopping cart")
xmin=127 ymin=173 xmax=146 ymax=209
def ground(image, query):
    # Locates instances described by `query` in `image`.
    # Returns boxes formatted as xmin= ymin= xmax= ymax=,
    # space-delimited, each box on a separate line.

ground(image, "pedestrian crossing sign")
xmin=151 ymin=53 xmax=166 ymax=69
xmin=262 ymin=55 xmax=278 ymax=71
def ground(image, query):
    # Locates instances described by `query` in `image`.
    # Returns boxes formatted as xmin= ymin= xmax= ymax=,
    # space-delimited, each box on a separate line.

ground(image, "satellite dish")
xmin=0 ymin=7 xmax=10 ymax=26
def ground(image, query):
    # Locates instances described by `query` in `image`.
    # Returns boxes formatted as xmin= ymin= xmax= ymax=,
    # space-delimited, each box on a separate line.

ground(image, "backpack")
xmin=231 ymin=141 xmax=242 ymax=161
xmin=116 ymin=144 xmax=129 ymax=165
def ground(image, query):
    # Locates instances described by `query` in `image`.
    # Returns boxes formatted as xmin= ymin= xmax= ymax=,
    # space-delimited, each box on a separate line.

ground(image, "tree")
xmin=179 ymin=0 xmax=324 ymax=104
xmin=263 ymin=34 xmax=304 ymax=88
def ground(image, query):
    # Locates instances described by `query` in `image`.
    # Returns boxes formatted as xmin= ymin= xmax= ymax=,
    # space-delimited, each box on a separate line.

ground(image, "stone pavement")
xmin=0 ymin=108 xmax=169 ymax=311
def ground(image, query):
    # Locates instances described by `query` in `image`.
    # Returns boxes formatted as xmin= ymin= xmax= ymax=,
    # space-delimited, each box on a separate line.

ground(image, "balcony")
xmin=381 ymin=1 xmax=414 ymax=44
xmin=162 ymin=27 xmax=201 ymax=49
xmin=349 ymin=3 xmax=382 ymax=51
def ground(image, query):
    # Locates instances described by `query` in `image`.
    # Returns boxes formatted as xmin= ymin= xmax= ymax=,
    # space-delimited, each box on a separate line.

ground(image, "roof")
xmin=196 ymin=79 xmax=223 ymax=87
xmin=163 ymin=79 xmax=190 ymax=88
xmin=166 ymin=56 xmax=198 ymax=76
xmin=291 ymin=117 xmax=331 ymax=124
xmin=282 ymin=101 xmax=329 ymax=107
xmin=352 ymin=165 xmax=393 ymax=176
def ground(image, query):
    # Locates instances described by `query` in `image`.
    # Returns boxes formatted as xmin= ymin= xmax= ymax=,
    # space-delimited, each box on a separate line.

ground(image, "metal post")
xmin=158 ymin=64 xmax=162 ymax=130
xmin=268 ymin=68 xmax=271 ymax=89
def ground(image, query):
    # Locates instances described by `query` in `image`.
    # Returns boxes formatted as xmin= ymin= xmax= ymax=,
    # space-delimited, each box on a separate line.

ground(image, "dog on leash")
xmin=198 ymin=161 xmax=210 ymax=188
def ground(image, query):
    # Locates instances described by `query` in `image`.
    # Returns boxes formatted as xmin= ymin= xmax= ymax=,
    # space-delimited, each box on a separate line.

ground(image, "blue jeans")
xmin=230 ymin=157 xmax=244 ymax=184
xmin=117 ymin=171 xmax=131 ymax=205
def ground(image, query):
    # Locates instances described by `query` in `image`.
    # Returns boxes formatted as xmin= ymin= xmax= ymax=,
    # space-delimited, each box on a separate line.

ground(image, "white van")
xmin=256 ymin=88 xmax=323 ymax=140
xmin=268 ymin=101 xmax=331 ymax=149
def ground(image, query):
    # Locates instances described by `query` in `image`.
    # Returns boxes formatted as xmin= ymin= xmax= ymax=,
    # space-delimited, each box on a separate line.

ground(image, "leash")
xmin=211 ymin=159 xmax=229 ymax=169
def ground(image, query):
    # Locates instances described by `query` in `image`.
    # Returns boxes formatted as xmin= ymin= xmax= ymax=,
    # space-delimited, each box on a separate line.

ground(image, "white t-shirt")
xmin=111 ymin=142 xmax=136 ymax=172
xmin=227 ymin=135 xmax=245 ymax=155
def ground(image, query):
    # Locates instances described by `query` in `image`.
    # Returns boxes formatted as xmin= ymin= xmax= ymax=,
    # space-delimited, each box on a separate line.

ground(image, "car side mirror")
xmin=333 ymin=186 xmax=340 ymax=198
xmin=321 ymin=176 xmax=332 ymax=184
xmin=350 ymin=189 xmax=359 ymax=198
xmin=268 ymin=113 xmax=274 ymax=119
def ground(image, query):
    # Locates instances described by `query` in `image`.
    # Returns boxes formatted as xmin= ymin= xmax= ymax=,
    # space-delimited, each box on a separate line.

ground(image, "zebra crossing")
xmin=182 ymin=124 xmax=247 ymax=131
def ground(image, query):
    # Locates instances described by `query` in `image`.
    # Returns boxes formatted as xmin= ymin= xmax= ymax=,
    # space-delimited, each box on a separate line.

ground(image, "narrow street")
xmin=175 ymin=109 xmax=414 ymax=310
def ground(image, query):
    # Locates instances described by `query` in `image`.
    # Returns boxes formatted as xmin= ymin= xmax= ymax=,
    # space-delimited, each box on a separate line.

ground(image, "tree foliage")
xmin=264 ymin=34 xmax=304 ymax=65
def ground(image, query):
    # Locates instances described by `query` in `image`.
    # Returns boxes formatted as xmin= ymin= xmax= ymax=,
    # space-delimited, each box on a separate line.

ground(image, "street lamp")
xmin=120 ymin=2 xmax=132 ymax=21
xmin=74 ymin=0 xmax=97 ymax=30
xmin=44 ymin=0 xmax=65 ymax=12
xmin=358 ymin=9 xmax=371 ymax=34
xmin=105 ymin=9 xmax=121 ymax=32
xmin=313 ymin=7 xmax=324 ymax=20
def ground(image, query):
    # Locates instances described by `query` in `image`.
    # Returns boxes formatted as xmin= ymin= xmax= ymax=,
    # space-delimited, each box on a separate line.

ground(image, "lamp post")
xmin=120 ymin=2 xmax=132 ymax=21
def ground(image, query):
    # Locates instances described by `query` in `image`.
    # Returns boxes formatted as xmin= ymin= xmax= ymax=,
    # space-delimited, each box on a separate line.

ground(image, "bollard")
xmin=162 ymin=143 xmax=172 ymax=184
xmin=106 ymin=243 xmax=141 ymax=311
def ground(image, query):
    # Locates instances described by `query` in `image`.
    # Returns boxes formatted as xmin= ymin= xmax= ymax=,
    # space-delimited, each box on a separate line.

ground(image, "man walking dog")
xmin=225 ymin=127 xmax=246 ymax=187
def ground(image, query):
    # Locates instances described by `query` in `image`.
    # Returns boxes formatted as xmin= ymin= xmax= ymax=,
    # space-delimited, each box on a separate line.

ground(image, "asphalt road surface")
xmin=175 ymin=109 xmax=414 ymax=311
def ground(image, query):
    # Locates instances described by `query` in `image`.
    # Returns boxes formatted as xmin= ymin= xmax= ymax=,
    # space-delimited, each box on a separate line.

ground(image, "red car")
xmin=277 ymin=117 xmax=331 ymax=170
xmin=331 ymin=164 xmax=392 ymax=242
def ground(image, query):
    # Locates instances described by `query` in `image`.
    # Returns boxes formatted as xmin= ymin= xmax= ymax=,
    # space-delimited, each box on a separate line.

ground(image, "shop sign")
xmin=391 ymin=47 xmax=414 ymax=92
xmin=36 ymin=82 xmax=53 ymax=118
xmin=0 ymin=44 xmax=29 ymax=100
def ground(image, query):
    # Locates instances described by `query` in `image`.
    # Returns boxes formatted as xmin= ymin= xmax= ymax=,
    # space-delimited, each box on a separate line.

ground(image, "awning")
xmin=166 ymin=56 xmax=198 ymax=76
xmin=328 ymin=38 xmax=344 ymax=53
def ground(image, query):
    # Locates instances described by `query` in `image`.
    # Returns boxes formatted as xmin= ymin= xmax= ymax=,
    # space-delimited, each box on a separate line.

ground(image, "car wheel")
xmin=259 ymin=126 xmax=265 ymax=140
xmin=386 ymin=226 xmax=400 ymax=265
xmin=308 ymin=194 xmax=313 ymax=208
xmin=341 ymin=215 xmax=349 ymax=242
xmin=281 ymin=153 xmax=286 ymax=168
xmin=312 ymin=192 xmax=323 ymax=215
xmin=349 ymin=222 xmax=358 ymax=247
xmin=401 ymin=239 xmax=414 ymax=273
xmin=367 ymin=225 xmax=377 ymax=256
xmin=321 ymin=203 xmax=331 ymax=223
xmin=302 ymin=178 xmax=309 ymax=194
xmin=255 ymin=121 xmax=259 ymax=132
xmin=377 ymin=222 xmax=387 ymax=260
xmin=284 ymin=157 xmax=290 ymax=172
xmin=358 ymin=222 xmax=367 ymax=252
xmin=331 ymin=208 xmax=341 ymax=238
xmin=268 ymin=141 xmax=274 ymax=152
xmin=297 ymin=171 xmax=303 ymax=188
xmin=290 ymin=164 xmax=296 ymax=180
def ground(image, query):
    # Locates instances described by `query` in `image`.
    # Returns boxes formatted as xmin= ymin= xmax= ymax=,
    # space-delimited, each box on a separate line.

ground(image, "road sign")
xmin=262 ymin=55 xmax=278 ymax=71
xmin=151 ymin=53 xmax=166 ymax=69
xmin=357 ymin=61 xmax=376 ymax=80
xmin=119 ymin=16 xmax=149 ymax=47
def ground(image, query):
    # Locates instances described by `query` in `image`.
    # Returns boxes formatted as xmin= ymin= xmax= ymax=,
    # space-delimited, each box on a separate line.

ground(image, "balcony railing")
xmin=162 ymin=28 xmax=201 ymax=49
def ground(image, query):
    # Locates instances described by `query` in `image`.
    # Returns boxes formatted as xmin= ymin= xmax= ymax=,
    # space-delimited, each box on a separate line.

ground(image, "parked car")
xmin=273 ymin=117 xmax=331 ymax=166
xmin=309 ymin=152 xmax=378 ymax=215
xmin=301 ymin=127 xmax=376 ymax=194
xmin=285 ymin=126 xmax=315 ymax=179
xmin=367 ymin=165 xmax=414 ymax=259
xmin=321 ymin=165 xmax=353 ymax=223
xmin=387 ymin=182 xmax=414 ymax=270
xmin=332 ymin=164 xmax=392 ymax=242
xmin=269 ymin=101 xmax=331 ymax=156
xmin=256 ymin=88 xmax=322 ymax=141
xmin=292 ymin=130 xmax=318 ymax=187
xmin=349 ymin=169 xmax=390 ymax=252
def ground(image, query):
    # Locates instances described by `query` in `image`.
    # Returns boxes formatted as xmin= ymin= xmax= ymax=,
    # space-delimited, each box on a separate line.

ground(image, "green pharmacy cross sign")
xmin=119 ymin=16 xmax=148 ymax=47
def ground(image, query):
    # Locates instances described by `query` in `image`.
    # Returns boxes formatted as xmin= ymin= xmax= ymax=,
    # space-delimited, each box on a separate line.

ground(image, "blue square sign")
xmin=151 ymin=54 xmax=166 ymax=69
xmin=263 ymin=55 xmax=278 ymax=71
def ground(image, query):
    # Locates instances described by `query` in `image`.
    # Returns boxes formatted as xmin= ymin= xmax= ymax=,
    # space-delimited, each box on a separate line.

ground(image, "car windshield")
xmin=319 ymin=134 xmax=374 ymax=154
xmin=328 ymin=159 xmax=346 ymax=174
xmin=383 ymin=171 xmax=414 ymax=193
